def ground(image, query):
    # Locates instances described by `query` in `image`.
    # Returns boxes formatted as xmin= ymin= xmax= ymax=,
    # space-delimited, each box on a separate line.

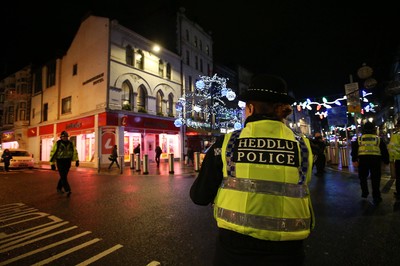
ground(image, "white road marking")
xmin=76 ymin=244 xmax=124 ymax=265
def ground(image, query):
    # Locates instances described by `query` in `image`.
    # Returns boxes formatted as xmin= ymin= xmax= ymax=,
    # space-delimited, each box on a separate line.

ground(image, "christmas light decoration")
xmin=293 ymin=92 xmax=376 ymax=116
xmin=174 ymin=74 xmax=243 ymax=131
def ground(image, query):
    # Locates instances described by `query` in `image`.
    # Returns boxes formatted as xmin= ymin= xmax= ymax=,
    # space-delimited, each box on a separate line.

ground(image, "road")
xmin=1 ymin=162 xmax=399 ymax=265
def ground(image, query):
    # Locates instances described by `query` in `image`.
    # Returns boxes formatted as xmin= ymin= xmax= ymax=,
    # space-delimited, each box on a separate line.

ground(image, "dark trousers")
xmin=4 ymin=161 xmax=10 ymax=171
xmin=155 ymin=156 xmax=161 ymax=166
xmin=358 ymin=157 xmax=382 ymax=199
xmin=108 ymin=159 xmax=120 ymax=169
xmin=56 ymin=159 xmax=72 ymax=192
xmin=214 ymin=228 xmax=305 ymax=266
xmin=394 ymin=160 xmax=400 ymax=193
xmin=314 ymin=153 xmax=326 ymax=175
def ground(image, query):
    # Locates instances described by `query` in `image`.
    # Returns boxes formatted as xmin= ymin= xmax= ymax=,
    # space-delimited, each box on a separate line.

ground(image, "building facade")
xmin=23 ymin=15 xmax=184 ymax=167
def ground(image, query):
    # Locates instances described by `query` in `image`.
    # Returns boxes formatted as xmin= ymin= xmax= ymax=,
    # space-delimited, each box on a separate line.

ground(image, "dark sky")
xmin=1 ymin=1 xmax=399 ymax=100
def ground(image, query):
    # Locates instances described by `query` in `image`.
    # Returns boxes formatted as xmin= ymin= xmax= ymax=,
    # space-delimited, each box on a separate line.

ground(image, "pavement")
xmin=34 ymin=160 xmax=199 ymax=176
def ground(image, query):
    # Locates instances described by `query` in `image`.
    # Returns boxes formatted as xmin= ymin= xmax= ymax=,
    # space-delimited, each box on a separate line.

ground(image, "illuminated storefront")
xmin=27 ymin=112 xmax=180 ymax=167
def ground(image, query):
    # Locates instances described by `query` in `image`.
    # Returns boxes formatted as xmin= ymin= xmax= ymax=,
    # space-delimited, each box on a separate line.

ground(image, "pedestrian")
xmin=50 ymin=131 xmax=79 ymax=197
xmin=1 ymin=149 xmax=13 ymax=172
xmin=186 ymin=146 xmax=194 ymax=166
xmin=311 ymin=132 xmax=327 ymax=177
xmin=190 ymin=74 xmax=315 ymax=265
xmin=134 ymin=144 xmax=140 ymax=156
xmin=155 ymin=145 xmax=162 ymax=167
xmin=351 ymin=122 xmax=389 ymax=204
xmin=108 ymin=145 xmax=120 ymax=169
xmin=387 ymin=121 xmax=400 ymax=199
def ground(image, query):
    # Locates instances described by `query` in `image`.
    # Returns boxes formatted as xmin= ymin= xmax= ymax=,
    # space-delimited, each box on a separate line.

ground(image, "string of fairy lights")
xmin=174 ymin=73 xmax=376 ymax=132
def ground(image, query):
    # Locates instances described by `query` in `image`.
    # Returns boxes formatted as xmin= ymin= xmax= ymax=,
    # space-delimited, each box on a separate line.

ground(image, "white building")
xmin=26 ymin=15 xmax=183 ymax=167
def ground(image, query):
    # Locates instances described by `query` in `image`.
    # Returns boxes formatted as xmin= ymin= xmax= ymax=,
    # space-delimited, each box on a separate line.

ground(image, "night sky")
xmin=1 ymin=1 xmax=399 ymax=100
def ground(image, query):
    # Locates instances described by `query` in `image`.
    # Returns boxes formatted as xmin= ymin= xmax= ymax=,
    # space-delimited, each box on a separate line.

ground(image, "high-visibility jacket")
xmin=49 ymin=140 xmax=79 ymax=165
xmin=358 ymin=134 xmax=381 ymax=156
xmin=214 ymin=120 xmax=315 ymax=241
xmin=388 ymin=132 xmax=400 ymax=161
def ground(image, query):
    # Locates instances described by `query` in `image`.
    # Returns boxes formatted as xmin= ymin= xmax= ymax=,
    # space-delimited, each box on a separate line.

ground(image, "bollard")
xmin=143 ymin=154 xmax=149 ymax=174
xmin=330 ymin=147 xmax=339 ymax=165
xmin=340 ymin=147 xmax=348 ymax=168
xmin=194 ymin=152 xmax=200 ymax=172
xmin=168 ymin=153 xmax=174 ymax=174
xmin=135 ymin=153 xmax=141 ymax=172
xmin=130 ymin=153 xmax=135 ymax=169
xmin=120 ymin=155 xmax=124 ymax=174
xmin=98 ymin=156 xmax=101 ymax=173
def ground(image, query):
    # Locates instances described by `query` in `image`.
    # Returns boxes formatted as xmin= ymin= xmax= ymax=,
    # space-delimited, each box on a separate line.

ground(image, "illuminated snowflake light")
xmin=174 ymin=74 xmax=243 ymax=130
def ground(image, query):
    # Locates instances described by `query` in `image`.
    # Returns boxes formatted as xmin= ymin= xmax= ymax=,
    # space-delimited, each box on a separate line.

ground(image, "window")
xmin=33 ymin=69 xmax=42 ymax=93
xmin=136 ymin=50 xmax=144 ymax=70
xmin=46 ymin=61 xmax=56 ymax=88
xmin=206 ymin=45 xmax=210 ymax=56
xmin=166 ymin=63 xmax=171 ymax=79
xmin=126 ymin=45 xmax=133 ymax=66
xmin=199 ymin=40 xmax=203 ymax=51
xmin=186 ymin=29 xmax=189 ymax=41
xmin=159 ymin=60 xmax=164 ymax=77
xmin=137 ymin=85 xmax=147 ymax=112
xmin=200 ymin=59 xmax=203 ymax=72
xmin=186 ymin=50 xmax=190 ymax=65
xmin=7 ymin=105 xmax=14 ymax=124
xmin=156 ymin=90 xmax=164 ymax=115
xmin=188 ymin=76 xmax=193 ymax=92
xmin=73 ymin=64 xmax=78 ymax=75
xmin=62 ymin=96 xmax=72 ymax=114
xmin=121 ymin=81 xmax=133 ymax=110
xmin=32 ymin=108 xmax=35 ymax=119
xmin=195 ymin=56 xmax=198 ymax=70
xmin=167 ymin=93 xmax=174 ymax=116
xmin=18 ymin=102 xmax=27 ymax=121
xmin=43 ymin=103 xmax=48 ymax=122
xmin=194 ymin=36 xmax=198 ymax=47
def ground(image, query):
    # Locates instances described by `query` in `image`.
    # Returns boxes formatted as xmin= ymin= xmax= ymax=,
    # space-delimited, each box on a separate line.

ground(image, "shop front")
xmin=27 ymin=112 xmax=181 ymax=168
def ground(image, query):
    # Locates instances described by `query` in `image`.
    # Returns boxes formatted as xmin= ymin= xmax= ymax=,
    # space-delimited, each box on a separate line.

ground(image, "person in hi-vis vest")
xmin=190 ymin=74 xmax=315 ymax=265
xmin=388 ymin=121 xmax=400 ymax=199
xmin=351 ymin=122 xmax=389 ymax=204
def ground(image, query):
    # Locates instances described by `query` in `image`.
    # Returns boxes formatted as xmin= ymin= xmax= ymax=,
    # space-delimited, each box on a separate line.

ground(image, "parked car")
xmin=0 ymin=149 xmax=34 ymax=169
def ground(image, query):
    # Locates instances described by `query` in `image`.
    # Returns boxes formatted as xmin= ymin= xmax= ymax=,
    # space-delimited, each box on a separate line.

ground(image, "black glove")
xmin=51 ymin=164 xmax=56 ymax=171
xmin=75 ymin=160 xmax=79 ymax=167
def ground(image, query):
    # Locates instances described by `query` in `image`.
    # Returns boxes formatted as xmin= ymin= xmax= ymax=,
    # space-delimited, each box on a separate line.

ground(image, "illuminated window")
xmin=62 ymin=96 xmax=72 ymax=114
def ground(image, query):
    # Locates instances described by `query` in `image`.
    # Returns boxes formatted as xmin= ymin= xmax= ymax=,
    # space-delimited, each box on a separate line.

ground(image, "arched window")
xmin=156 ymin=90 xmax=164 ymax=115
xmin=167 ymin=93 xmax=174 ymax=116
xmin=137 ymin=85 xmax=147 ymax=112
xmin=121 ymin=81 xmax=133 ymax=110
xmin=136 ymin=50 xmax=144 ymax=70
xmin=126 ymin=45 xmax=133 ymax=66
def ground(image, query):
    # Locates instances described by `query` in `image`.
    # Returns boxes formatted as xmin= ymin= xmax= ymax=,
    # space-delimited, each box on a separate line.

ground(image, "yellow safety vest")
xmin=358 ymin=134 xmax=381 ymax=156
xmin=214 ymin=120 xmax=315 ymax=241
xmin=388 ymin=132 xmax=400 ymax=161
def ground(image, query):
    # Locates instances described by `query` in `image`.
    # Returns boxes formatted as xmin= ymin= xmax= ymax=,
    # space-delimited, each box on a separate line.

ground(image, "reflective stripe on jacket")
xmin=213 ymin=120 xmax=314 ymax=241
xmin=358 ymin=134 xmax=381 ymax=156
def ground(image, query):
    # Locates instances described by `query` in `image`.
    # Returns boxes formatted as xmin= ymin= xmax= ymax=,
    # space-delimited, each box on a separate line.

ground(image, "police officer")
xmin=50 ymin=131 xmax=79 ymax=197
xmin=351 ymin=122 xmax=389 ymax=204
xmin=388 ymin=121 xmax=400 ymax=199
xmin=190 ymin=74 xmax=315 ymax=265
